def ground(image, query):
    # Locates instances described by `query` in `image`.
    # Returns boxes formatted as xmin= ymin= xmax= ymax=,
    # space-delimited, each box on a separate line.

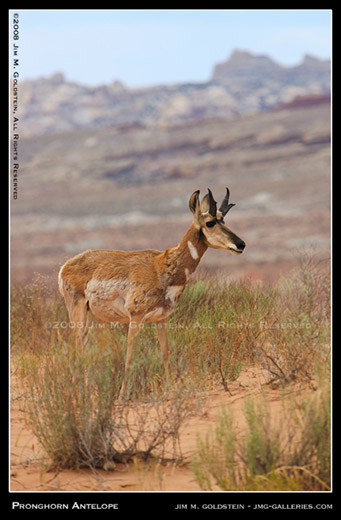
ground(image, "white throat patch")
xmin=187 ymin=240 xmax=199 ymax=260
xmin=166 ymin=285 xmax=184 ymax=304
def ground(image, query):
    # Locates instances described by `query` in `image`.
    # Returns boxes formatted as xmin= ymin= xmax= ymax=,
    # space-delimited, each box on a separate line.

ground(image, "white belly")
xmin=85 ymin=278 xmax=183 ymax=325
xmin=85 ymin=278 xmax=132 ymax=324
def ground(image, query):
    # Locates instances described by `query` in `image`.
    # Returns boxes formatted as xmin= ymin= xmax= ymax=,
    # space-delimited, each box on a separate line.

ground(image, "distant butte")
xmin=16 ymin=49 xmax=330 ymax=137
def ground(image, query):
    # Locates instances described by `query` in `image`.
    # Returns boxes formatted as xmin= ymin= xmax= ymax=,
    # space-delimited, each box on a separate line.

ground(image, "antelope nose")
xmin=237 ymin=239 xmax=246 ymax=251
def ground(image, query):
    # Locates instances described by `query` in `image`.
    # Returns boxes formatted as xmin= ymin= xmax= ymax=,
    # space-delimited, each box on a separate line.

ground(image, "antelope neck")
xmin=156 ymin=223 xmax=208 ymax=287
xmin=179 ymin=222 xmax=208 ymax=266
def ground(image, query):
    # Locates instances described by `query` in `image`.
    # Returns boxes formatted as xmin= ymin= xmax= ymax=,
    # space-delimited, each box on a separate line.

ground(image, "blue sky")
xmin=11 ymin=9 xmax=332 ymax=87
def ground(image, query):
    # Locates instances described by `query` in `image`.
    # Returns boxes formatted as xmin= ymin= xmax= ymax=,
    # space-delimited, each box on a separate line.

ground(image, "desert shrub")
xmin=169 ymin=279 xmax=280 ymax=391
xmin=193 ymin=397 xmax=284 ymax=491
xmin=287 ymin=363 xmax=331 ymax=488
xmin=21 ymin=339 xmax=197 ymax=470
xmin=11 ymin=274 xmax=69 ymax=354
xmin=193 ymin=375 xmax=331 ymax=491
xmin=170 ymin=259 xmax=330 ymax=389
xmin=253 ymin=257 xmax=330 ymax=384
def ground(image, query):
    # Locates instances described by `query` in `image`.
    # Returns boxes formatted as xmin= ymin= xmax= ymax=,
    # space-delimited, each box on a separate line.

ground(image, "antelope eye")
xmin=206 ymin=221 xmax=216 ymax=228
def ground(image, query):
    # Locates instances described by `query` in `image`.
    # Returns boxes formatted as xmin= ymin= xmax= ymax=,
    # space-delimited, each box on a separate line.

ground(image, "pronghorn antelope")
xmin=58 ymin=188 xmax=245 ymax=398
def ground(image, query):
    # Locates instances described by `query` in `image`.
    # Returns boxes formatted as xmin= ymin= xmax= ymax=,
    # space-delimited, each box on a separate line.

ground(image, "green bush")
xmin=193 ymin=378 xmax=331 ymax=491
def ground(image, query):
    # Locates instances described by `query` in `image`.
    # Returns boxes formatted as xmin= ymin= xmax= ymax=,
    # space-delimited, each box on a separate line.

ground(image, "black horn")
xmin=219 ymin=187 xmax=235 ymax=216
xmin=207 ymin=188 xmax=217 ymax=217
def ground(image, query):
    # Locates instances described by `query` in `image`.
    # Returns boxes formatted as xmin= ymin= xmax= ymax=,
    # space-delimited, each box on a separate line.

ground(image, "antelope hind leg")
xmin=156 ymin=318 xmax=170 ymax=382
xmin=118 ymin=314 xmax=144 ymax=400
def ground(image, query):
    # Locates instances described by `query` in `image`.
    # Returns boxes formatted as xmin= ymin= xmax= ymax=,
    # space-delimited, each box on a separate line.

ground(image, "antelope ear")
xmin=189 ymin=190 xmax=201 ymax=222
xmin=201 ymin=188 xmax=217 ymax=217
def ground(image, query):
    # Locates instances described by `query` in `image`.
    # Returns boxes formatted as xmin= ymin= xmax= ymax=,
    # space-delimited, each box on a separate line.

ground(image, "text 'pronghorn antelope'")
xmin=58 ymin=188 xmax=245 ymax=398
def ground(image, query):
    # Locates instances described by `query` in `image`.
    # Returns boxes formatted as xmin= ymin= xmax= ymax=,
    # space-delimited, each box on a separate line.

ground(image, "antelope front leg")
xmin=156 ymin=318 xmax=170 ymax=382
xmin=118 ymin=315 xmax=143 ymax=401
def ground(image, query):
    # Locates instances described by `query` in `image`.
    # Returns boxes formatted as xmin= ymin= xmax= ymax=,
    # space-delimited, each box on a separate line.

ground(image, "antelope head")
xmin=189 ymin=188 xmax=246 ymax=254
